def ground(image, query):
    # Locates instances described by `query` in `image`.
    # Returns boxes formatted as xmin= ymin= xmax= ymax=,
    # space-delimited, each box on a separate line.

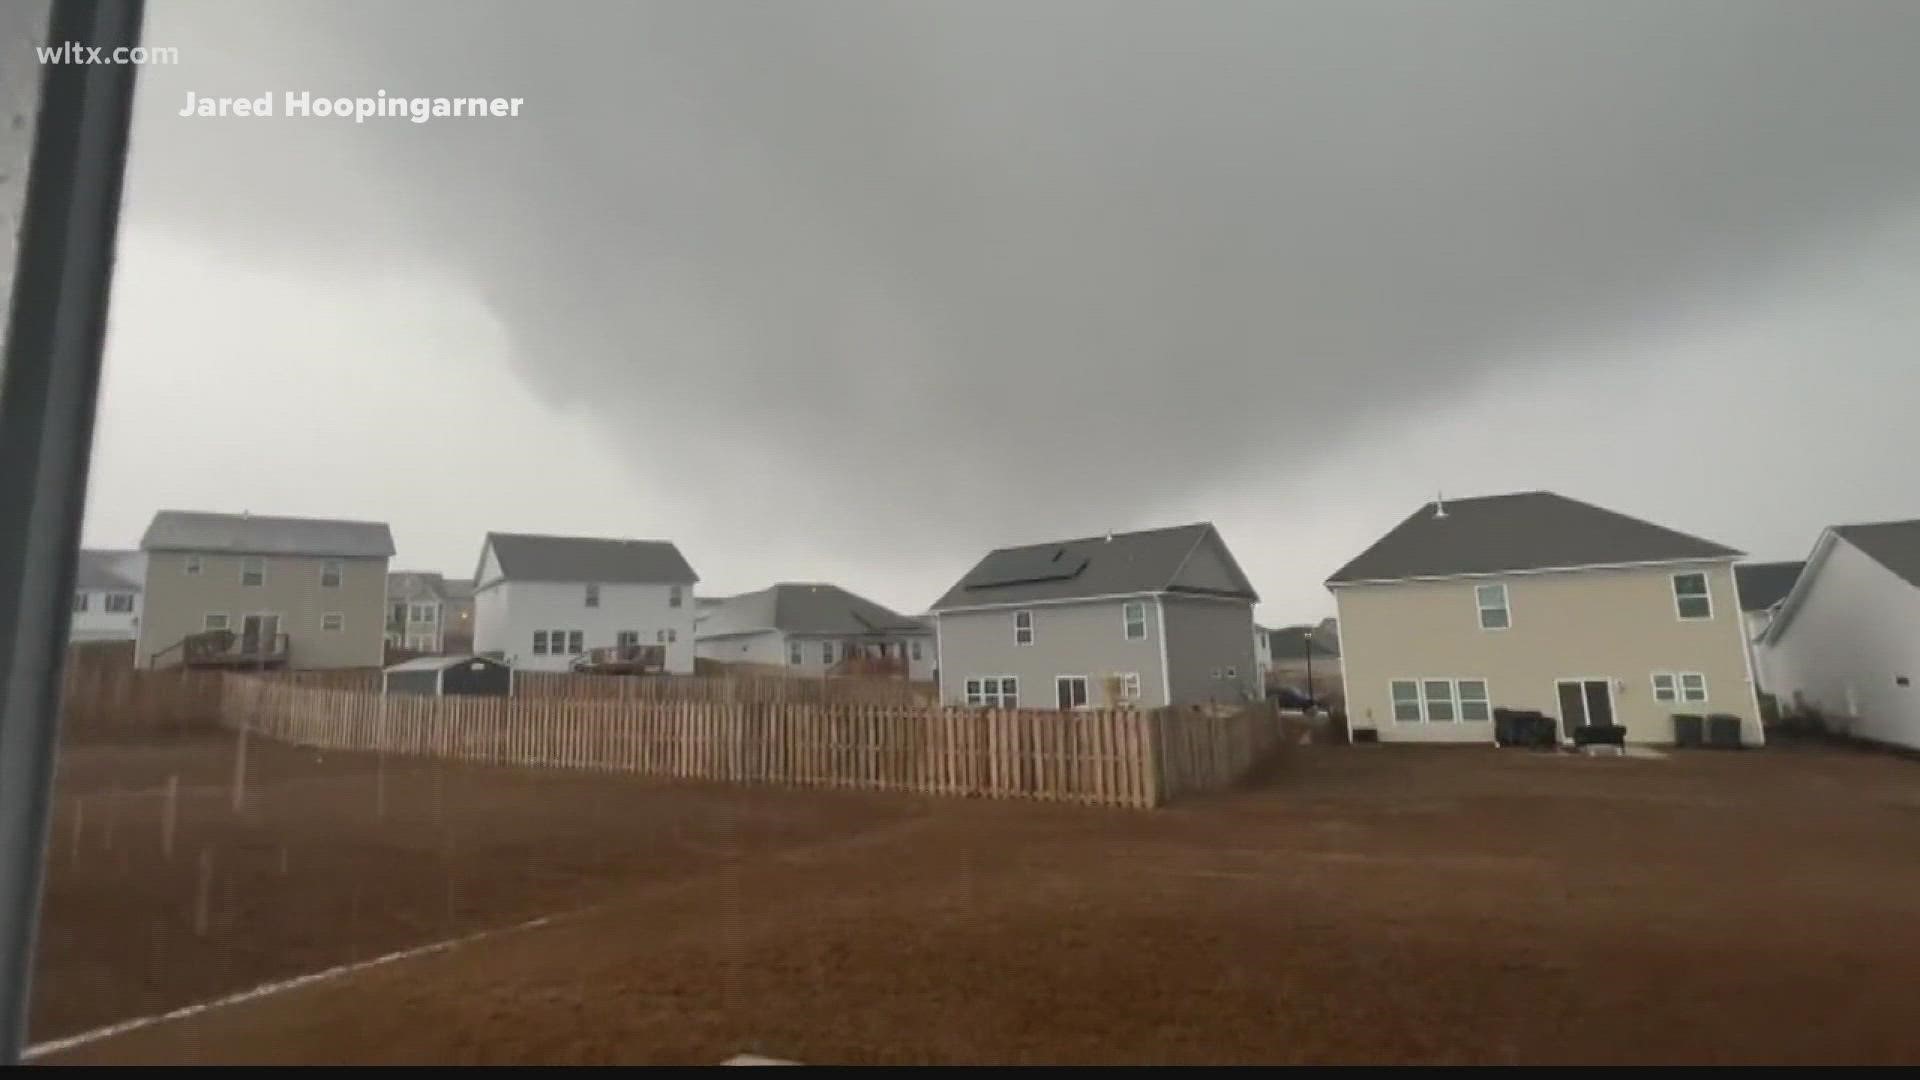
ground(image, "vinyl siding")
xmin=1758 ymin=539 xmax=1920 ymax=749
xmin=1160 ymin=595 xmax=1260 ymax=704
xmin=478 ymin=580 xmax=696 ymax=673
xmin=136 ymin=550 xmax=388 ymax=669
xmin=1336 ymin=560 xmax=1757 ymax=745
xmin=936 ymin=598 xmax=1166 ymax=708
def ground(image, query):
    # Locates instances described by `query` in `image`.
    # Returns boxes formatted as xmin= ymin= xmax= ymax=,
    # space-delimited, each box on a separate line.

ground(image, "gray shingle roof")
xmin=387 ymin=571 xmax=447 ymax=601
xmin=699 ymin=583 xmax=926 ymax=638
xmin=930 ymin=523 xmax=1255 ymax=610
xmin=1326 ymin=492 xmax=1740 ymax=584
xmin=483 ymin=532 xmax=698 ymax=585
xmin=74 ymin=550 xmax=141 ymax=591
xmin=1834 ymin=521 xmax=1920 ymax=589
xmin=1733 ymin=561 xmax=1806 ymax=612
xmin=141 ymin=511 xmax=395 ymax=559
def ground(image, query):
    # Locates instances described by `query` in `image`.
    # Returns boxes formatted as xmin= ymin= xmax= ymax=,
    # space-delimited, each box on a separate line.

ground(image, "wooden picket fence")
xmin=511 ymin=670 xmax=937 ymax=707
xmin=219 ymin=676 xmax=1277 ymax=808
xmin=60 ymin=666 xmax=226 ymax=739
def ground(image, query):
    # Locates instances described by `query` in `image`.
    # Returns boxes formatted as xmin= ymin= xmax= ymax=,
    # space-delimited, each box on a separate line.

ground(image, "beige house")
xmin=135 ymin=510 xmax=395 ymax=670
xmin=1329 ymin=492 xmax=1760 ymax=746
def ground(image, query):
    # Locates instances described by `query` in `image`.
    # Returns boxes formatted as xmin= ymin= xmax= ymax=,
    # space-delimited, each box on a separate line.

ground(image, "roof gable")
xmin=1733 ymin=561 xmax=1805 ymax=612
xmin=931 ymin=523 xmax=1258 ymax=610
xmin=479 ymin=532 xmax=698 ymax=586
xmin=1327 ymin=492 xmax=1740 ymax=585
xmin=141 ymin=511 xmax=395 ymax=559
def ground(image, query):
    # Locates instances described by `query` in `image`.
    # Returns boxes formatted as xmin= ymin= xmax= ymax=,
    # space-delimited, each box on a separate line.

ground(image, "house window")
xmin=1475 ymin=583 xmax=1510 ymax=630
xmin=1679 ymin=672 xmax=1708 ymax=703
xmin=965 ymin=676 xmax=1018 ymax=708
xmin=1056 ymin=675 xmax=1089 ymax=710
xmin=1390 ymin=680 xmax=1422 ymax=722
xmin=789 ymin=640 xmax=803 ymax=665
xmin=321 ymin=613 xmax=344 ymax=632
xmin=1652 ymin=673 xmax=1677 ymax=703
xmin=669 ymin=585 xmax=682 ymax=608
xmin=1014 ymin=610 xmax=1034 ymax=645
xmin=911 ymin=640 xmax=923 ymax=661
xmin=1672 ymin=572 xmax=1712 ymax=620
xmin=1225 ymin=666 xmax=1238 ymax=679
xmin=567 ymin=631 xmax=583 ymax=654
xmin=585 ymin=583 xmax=599 ymax=608
xmin=410 ymin=603 xmax=436 ymax=623
xmin=1457 ymin=680 xmax=1491 ymax=721
xmin=406 ymin=634 xmax=433 ymax=650
xmin=617 ymin=630 xmax=638 ymax=648
xmin=1122 ymin=601 xmax=1147 ymax=640
xmin=105 ymin=593 xmax=135 ymax=613
xmin=667 ymin=628 xmax=677 ymax=643
xmin=240 ymin=556 xmax=264 ymax=587
xmin=184 ymin=555 xmax=202 ymax=576
xmin=320 ymin=560 xmax=343 ymax=588
xmin=72 ymin=592 xmax=88 ymax=613
xmin=533 ymin=631 xmax=548 ymax=655
xmin=204 ymin=613 xmax=229 ymax=632
xmin=822 ymin=641 xmax=835 ymax=664
xmin=1120 ymin=672 xmax=1142 ymax=703
xmin=1422 ymin=679 xmax=1457 ymax=722
xmin=391 ymin=602 xmax=407 ymax=624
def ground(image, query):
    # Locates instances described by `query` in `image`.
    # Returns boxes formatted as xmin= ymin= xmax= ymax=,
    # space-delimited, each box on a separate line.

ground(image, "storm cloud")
xmin=83 ymin=0 xmax=1920 ymax=616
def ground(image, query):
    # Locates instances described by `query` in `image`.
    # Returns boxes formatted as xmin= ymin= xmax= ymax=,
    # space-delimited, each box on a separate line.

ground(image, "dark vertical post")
xmin=0 ymin=0 xmax=144 ymax=1061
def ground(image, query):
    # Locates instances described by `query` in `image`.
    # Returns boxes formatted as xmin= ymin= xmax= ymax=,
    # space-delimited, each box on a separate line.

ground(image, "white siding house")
xmin=695 ymin=583 xmax=936 ymax=680
xmin=1758 ymin=522 xmax=1920 ymax=749
xmin=70 ymin=549 xmax=146 ymax=642
xmin=472 ymin=532 xmax=699 ymax=673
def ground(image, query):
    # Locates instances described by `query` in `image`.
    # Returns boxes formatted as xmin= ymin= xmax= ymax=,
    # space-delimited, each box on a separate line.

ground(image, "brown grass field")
xmin=26 ymin=730 xmax=1920 ymax=1064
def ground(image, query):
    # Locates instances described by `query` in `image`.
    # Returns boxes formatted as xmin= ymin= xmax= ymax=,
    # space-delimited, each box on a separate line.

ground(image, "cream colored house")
xmin=1329 ymin=492 xmax=1761 ymax=746
xmin=135 ymin=510 xmax=395 ymax=670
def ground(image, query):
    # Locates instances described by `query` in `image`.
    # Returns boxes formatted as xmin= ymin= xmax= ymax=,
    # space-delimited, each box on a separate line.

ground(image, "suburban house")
xmin=1756 ymin=521 xmax=1920 ymax=750
xmin=134 ymin=510 xmax=395 ymax=670
xmin=695 ymin=583 xmax=937 ymax=680
xmin=70 ymin=549 xmax=145 ymax=642
xmin=472 ymin=532 xmax=699 ymax=673
xmin=1328 ymin=492 xmax=1760 ymax=746
xmin=384 ymin=571 xmax=474 ymax=654
xmin=1265 ymin=620 xmax=1342 ymax=701
xmin=1733 ymin=560 xmax=1804 ymax=694
xmin=929 ymin=523 xmax=1261 ymax=710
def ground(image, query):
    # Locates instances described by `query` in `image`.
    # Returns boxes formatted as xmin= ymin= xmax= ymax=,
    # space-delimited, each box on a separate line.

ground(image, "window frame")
xmin=240 ymin=555 xmax=265 ymax=588
xmin=71 ymin=592 xmax=88 ymax=613
xmin=1678 ymin=671 xmax=1708 ymax=703
xmin=1421 ymin=678 xmax=1459 ymax=722
xmin=1475 ymin=582 xmax=1511 ymax=630
xmin=203 ymin=613 xmax=229 ymax=632
xmin=1672 ymin=572 xmax=1713 ymax=621
xmin=183 ymin=554 xmax=203 ymax=576
xmin=965 ymin=675 xmax=1019 ymax=708
xmin=1055 ymin=675 xmax=1090 ymax=711
xmin=668 ymin=585 xmax=683 ymax=608
xmin=320 ymin=612 xmax=344 ymax=633
xmin=584 ymin=583 xmax=600 ymax=608
xmin=103 ymin=592 xmax=134 ymax=613
xmin=1122 ymin=601 xmax=1147 ymax=641
xmin=789 ymin=640 xmax=803 ymax=665
xmin=319 ymin=559 xmax=343 ymax=589
xmin=1014 ymin=609 xmax=1034 ymax=646
xmin=1651 ymin=672 xmax=1678 ymax=703
xmin=910 ymin=640 xmax=922 ymax=662
xmin=1390 ymin=679 xmax=1422 ymax=722
xmin=409 ymin=602 xmax=436 ymax=624
xmin=1457 ymin=679 xmax=1491 ymax=722
xmin=533 ymin=630 xmax=549 ymax=655
xmin=821 ymin=641 xmax=834 ymax=664
xmin=1392 ymin=677 xmax=1488 ymax=722
xmin=567 ymin=630 xmax=583 ymax=654
xmin=616 ymin=630 xmax=639 ymax=648
xmin=1119 ymin=672 xmax=1142 ymax=703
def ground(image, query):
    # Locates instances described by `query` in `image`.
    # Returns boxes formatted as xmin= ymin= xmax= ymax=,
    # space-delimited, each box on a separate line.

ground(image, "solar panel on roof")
xmin=964 ymin=546 xmax=1090 ymax=589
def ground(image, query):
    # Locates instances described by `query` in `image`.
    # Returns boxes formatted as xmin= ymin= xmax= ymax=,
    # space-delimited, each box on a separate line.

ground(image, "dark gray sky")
xmin=80 ymin=0 xmax=1920 ymax=620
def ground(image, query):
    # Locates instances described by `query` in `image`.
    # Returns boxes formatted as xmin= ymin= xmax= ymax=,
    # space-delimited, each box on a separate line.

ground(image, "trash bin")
xmin=1706 ymin=714 xmax=1743 ymax=748
xmin=1671 ymin=713 xmax=1705 ymax=748
xmin=1493 ymin=708 xmax=1519 ymax=747
xmin=1573 ymin=724 xmax=1627 ymax=749
xmin=1523 ymin=713 xmax=1559 ymax=748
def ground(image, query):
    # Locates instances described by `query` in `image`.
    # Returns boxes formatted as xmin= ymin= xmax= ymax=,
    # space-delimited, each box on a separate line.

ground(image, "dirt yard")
xmin=28 ymin=733 xmax=1920 ymax=1064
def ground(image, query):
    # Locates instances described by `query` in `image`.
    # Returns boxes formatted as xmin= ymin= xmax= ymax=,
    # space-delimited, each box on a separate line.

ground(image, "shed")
xmin=382 ymin=655 xmax=513 ymax=698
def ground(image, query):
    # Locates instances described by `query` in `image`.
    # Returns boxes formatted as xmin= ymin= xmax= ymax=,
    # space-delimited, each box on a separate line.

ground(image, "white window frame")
xmin=789 ymin=640 xmax=803 ymax=665
xmin=1014 ymin=610 xmax=1034 ymax=646
xmin=567 ymin=630 xmax=583 ymax=654
xmin=910 ymin=640 xmax=923 ymax=662
xmin=1119 ymin=672 xmax=1142 ymax=703
xmin=1390 ymin=679 xmax=1422 ymax=722
xmin=1651 ymin=672 xmax=1678 ymax=703
xmin=1055 ymin=675 xmax=1090 ymax=711
xmin=533 ymin=630 xmax=549 ymax=655
xmin=319 ymin=559 xmax=343 ymax=589
xmin=617 ymin=630 xmax=639 ymax=648
xmin=1671 ymin=572 xmax=1712 ymax=621
xmin=585 ymin=583 xmax=600 ymax=608
xmin=1122 ymin=601 xmax=1147 ymax=641
xmin=669 ymin=585 xmax=683 ymax=608
xmin=821 ymin=641 xmax=835 ymax=663
xmin=72 ymin=592 xmax=88 ymax=613
xmin=104 ymin=592 xmax=135 ymax=613
xmin=965 ymin=675 xmax=1019 ymax=708
xmin=183 ymin=555 xmax=202 ymax=576
xmin=320 ymin=612 xmax=345 ymax=633
xmin=1678 ymin=672 xmax=1708 ymax=703
xmin=240 ymin=556 xmax=265 ymax=588
xmin=1392 ymin=677 xmax=1488 ymax=722
xmin=1421 ymin=678 xmax=1459 ymax=722
xmin=1475 ymin=583 xmax=1510 ymax=630
xmin=203 ymin=613 xmax=229 ymax=632
xmin=409 ymin=603 xmax=437 ymax=624
xmin=1457 ymin=679 xmax=1491 ymax=722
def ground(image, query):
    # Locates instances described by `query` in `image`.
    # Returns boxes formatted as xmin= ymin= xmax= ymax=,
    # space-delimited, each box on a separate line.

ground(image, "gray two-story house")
xmin=929 ymin=523 xmax=1261 ymax=710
